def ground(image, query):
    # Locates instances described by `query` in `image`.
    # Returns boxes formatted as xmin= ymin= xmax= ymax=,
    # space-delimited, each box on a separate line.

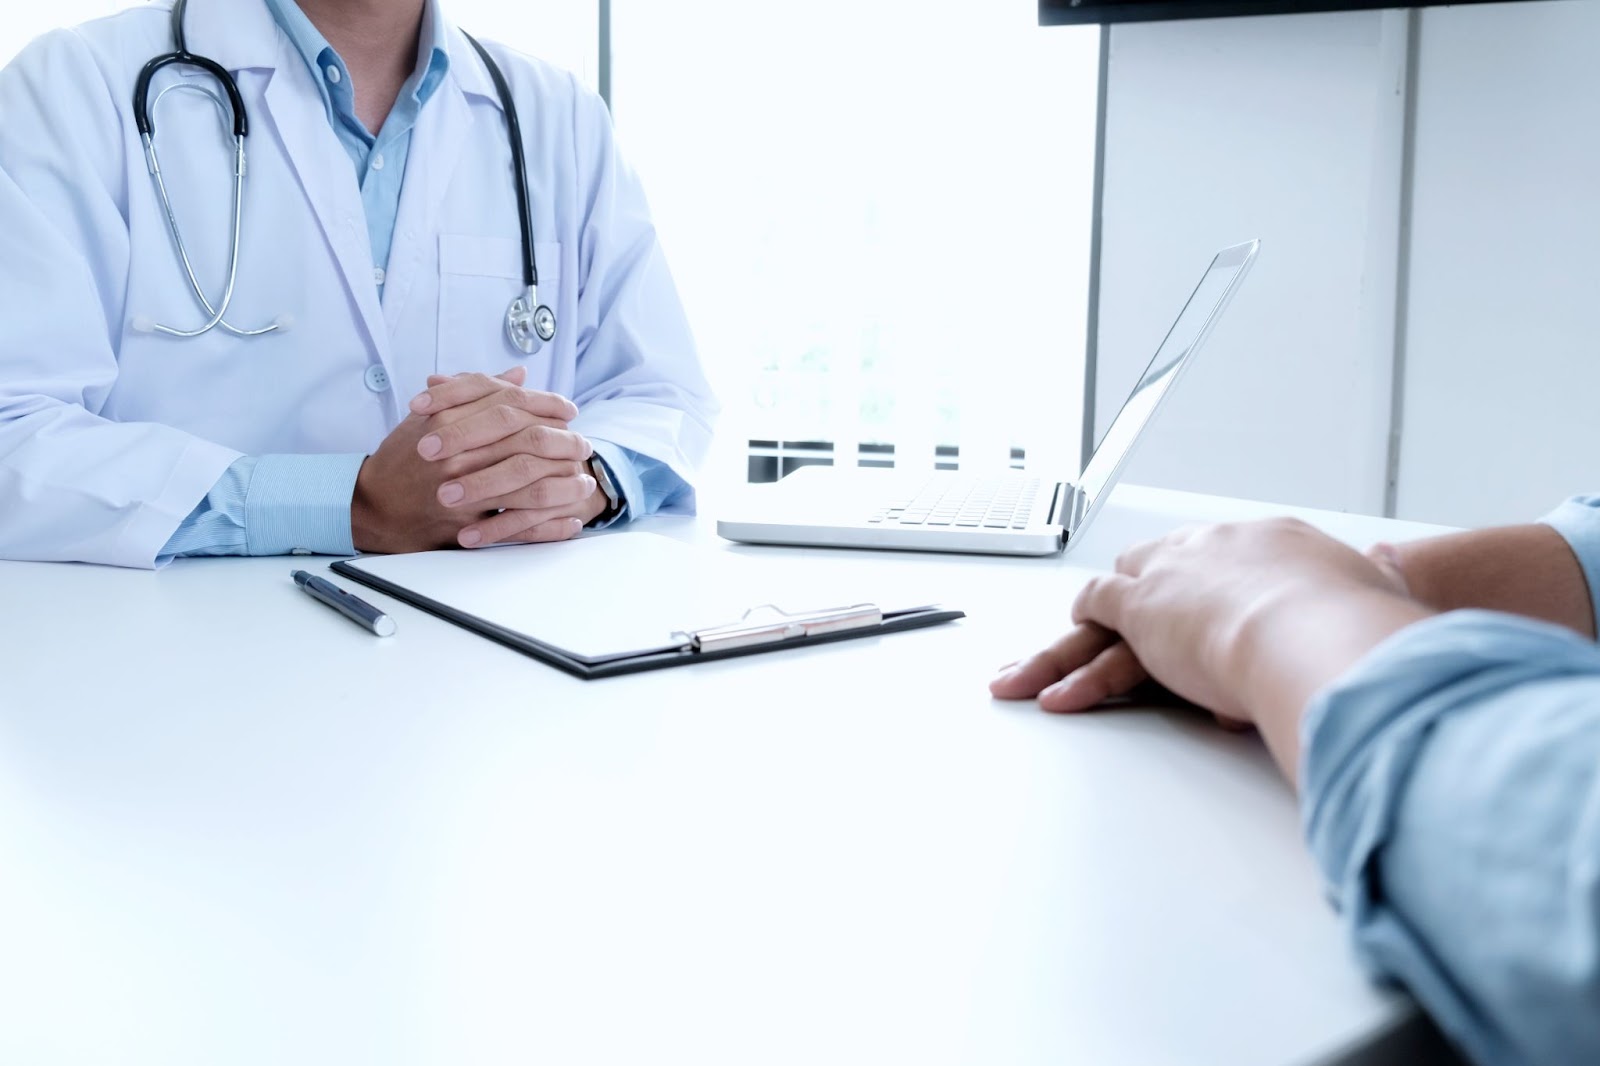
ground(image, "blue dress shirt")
xmin=161 ymin=0 xmax=678 ymax=560
xmin=1300 ymin=495 xmax=1600 ymax=1065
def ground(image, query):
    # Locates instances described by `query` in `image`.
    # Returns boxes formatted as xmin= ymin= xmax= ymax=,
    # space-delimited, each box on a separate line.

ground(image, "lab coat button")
xmin=371 ymin=153 xmax=385 ymax=171
xmin=364 ymin=365 xmax=391 ymax=393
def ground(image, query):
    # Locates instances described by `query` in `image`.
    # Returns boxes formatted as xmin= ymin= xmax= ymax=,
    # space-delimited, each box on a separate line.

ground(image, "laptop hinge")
xmin=1049 ymin=483 xmax=1086 ymax=533
xmin=1047 ymin=482 xmax=1069 ymax=528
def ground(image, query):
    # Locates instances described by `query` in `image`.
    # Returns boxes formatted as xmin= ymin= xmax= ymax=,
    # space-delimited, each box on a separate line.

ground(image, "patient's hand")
xmin=993 ymin=519 xmax=1433 ymax=782
xmin=991 ymin=526 xmax=1416 ymax=719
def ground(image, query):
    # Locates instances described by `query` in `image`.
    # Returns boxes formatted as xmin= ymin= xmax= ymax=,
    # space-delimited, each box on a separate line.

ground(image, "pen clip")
xmin=676 ymin=603 xmax=884 ymax=653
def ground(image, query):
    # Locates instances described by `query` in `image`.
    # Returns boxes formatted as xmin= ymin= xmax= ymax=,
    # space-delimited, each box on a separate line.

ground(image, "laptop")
xmin=716 ymin=239 xmax=1259 ymax=557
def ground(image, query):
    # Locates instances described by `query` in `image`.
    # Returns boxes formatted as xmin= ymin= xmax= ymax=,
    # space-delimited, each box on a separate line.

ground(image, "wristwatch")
xmin=587 ymin=455 xmax=624 ymax=527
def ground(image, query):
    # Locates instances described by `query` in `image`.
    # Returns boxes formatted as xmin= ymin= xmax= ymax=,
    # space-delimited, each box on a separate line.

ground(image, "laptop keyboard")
xmin=868 ymin=475 xmax=1044 ymax=530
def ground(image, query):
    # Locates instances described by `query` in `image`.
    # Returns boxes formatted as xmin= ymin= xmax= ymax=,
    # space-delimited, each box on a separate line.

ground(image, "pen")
xmin=291 ymin=570 xmax=397 ymax=637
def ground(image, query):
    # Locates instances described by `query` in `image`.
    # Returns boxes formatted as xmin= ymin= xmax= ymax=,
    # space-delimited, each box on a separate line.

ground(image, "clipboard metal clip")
xmin=676 ymin=603 xmax=884 ymax=654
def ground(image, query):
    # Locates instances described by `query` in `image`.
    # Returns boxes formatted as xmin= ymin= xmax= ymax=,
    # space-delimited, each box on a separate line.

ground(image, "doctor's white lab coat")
xmin=0 ymin=0 xmax=716 ymax=567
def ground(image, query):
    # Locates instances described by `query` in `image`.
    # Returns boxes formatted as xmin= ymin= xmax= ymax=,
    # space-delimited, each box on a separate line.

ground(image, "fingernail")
xmin=565 ymin=401 xmax=580 ymax=419
xmin=410 ymin=393 xmax=432 ymax=412
xmin=417 ymin=434 xmax=442 ymax=459
xmin=582 ymin=475 xmax=596 ymax=492
xmin=460 ymin=529 xmax=483 ymax=547
xmin=994 ymin=665 xmax=1021 ymax=684
xmin=569 ymin=518 xmax=584 ymax=534
xmin=439 ymin=483 xmax=465 ymax=505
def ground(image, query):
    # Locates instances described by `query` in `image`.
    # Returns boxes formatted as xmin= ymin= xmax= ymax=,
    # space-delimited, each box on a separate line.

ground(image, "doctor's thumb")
xmin=496 ymin=366 xmax=529 ymax=386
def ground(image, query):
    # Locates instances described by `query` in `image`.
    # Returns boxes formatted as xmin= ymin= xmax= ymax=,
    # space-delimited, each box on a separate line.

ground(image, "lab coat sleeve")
xmin=1540 ymin=495 xmax=1600 ymax=638
xmin=0 ymin=29 xmax=240 ymax=568
xmin=564 ymin=87 xmax=718 ymax=518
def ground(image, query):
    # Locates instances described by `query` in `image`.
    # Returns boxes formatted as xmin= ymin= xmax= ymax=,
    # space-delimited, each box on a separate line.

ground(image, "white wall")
xmin=1095 ymin=0 xmax=1596 ymax=528
xmin=1398 ymin=0 xmax=1600 ymax=527
xmin=1096 ymin=9 xmax=1410 ymax=517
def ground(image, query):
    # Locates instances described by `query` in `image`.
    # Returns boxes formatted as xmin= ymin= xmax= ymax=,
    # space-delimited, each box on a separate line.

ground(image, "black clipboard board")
xmin=330 ymin=556 xmax=964 ymax=681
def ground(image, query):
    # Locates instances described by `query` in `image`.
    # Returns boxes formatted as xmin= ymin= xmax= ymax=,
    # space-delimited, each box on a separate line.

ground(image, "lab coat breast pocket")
xmin=436 ymin=234 xmax=561 ymax=378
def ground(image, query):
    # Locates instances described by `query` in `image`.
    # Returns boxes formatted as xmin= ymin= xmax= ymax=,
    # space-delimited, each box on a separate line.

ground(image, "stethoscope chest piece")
xmin=506 ymin=287 xmax=557 ymax=355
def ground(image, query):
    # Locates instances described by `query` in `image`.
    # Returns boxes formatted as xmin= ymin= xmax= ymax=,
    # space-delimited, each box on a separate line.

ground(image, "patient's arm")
xmin=1378 ymin=524 xmax=1594 ymax=639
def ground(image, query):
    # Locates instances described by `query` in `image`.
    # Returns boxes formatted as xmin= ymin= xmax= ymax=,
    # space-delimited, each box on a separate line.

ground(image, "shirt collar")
xmin=262 ymin=0 xmax=452 ymax=119
xmin=179 ymin=0 xmax=500 ymax=116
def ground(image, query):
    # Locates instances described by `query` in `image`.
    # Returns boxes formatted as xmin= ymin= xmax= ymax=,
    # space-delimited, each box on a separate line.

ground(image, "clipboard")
xmin=330 ymin=532 xmax=964 ymax=680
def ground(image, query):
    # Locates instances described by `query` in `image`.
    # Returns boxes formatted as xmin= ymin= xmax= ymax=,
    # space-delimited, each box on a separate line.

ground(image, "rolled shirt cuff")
xmin=243 ymin=453 xmax=365 ymax=557
xmin=1539 ymin=495 xmax=1600 ymax=638
xmin=1300 ymin=609 xmax=1600 ymax=912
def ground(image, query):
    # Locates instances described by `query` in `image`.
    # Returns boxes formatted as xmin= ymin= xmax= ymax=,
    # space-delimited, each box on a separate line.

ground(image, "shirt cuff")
xmin=243 ymin=453 xmax=365 ymax=556
xmin=1540 ymin=496 xmax=1600 ymax=638
xmin=588 ymin=440 xmax=641 ymax=530
xmin=1299 ymin=610 xmax=1600 ymax=913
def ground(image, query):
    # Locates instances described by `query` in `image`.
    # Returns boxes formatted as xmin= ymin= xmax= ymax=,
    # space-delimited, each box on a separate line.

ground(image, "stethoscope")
xmin=132 ymin=0 xmax=557 ymax=355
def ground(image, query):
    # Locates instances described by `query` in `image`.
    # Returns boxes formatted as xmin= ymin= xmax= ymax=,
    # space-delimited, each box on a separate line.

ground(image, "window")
xmin=611 ymin=0 xmax=1101 ymax=487
xmin=4 ymin=1 xmax=1097 ymax=493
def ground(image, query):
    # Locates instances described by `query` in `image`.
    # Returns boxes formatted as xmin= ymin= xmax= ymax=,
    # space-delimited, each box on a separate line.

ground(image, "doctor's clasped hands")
xmin=351 ymin=368 xmax=607 ymax=555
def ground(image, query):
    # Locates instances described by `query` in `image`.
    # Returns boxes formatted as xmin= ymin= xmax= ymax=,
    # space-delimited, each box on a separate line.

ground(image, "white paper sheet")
xmin=341 ymin=532 xmax=889 ymax=660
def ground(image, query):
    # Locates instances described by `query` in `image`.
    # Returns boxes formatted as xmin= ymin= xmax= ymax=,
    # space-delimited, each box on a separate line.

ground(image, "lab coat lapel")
xmin=258 ymin=42 xmax=391 ymax=370
xmin=383 ymin=81 xmax=475 ymax=334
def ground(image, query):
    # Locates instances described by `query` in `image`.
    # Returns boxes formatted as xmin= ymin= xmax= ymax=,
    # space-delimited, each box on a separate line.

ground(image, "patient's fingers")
xmin=990 ymin=623 xmax=1120 ymax=700
xmin=1038 ymin=640 xmax=1149 ymax=714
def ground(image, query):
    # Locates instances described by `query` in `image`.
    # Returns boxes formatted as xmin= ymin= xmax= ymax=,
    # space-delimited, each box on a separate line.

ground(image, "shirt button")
xmin=373 ymin=267 xmax=386 ymax=286
xmin=364 ymin=365 xmax=391 ymax=393
xmin=325 ymin=65 xmax=342 ymax=84
xmin=370 ymin=153 xmax=385 ymax=171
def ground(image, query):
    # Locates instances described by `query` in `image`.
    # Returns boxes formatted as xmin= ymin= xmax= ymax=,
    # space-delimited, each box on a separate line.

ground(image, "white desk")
xmin=0 ymin=486 xmax=1453 ymax=1066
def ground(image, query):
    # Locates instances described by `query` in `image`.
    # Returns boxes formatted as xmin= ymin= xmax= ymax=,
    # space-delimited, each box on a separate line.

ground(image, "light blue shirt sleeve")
xmin=1301 ymin=609 xmax=1600 ymax=1066
xmin=1541 ymin=495 xmax=1600 ymax=638
xmin=588 ymin=439 xmax=694 ymax=530
xmin=159 ymin=454 xmax=364 ymax=560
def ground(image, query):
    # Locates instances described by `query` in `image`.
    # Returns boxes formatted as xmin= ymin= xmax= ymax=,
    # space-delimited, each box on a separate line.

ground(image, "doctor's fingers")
xmin=410 ymin=372 xmax=577 ymax=421
xmin=425 ymin=367 xmax=526 ymax=390
xmin=458 ymin=507 xmax=587 ymax=549
xmin=438 ymin=453 xmax=594 ymax=511
xmin=419 ymin=405 xmax=590 ymax=463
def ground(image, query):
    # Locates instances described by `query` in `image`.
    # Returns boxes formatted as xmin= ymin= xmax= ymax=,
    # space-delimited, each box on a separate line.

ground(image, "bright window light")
xmin=612 ymin=0 xmax=1101 ymax=487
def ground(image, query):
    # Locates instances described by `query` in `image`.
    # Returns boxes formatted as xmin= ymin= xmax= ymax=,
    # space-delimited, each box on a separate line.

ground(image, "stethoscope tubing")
xmin=133 ymin=0 xmax=554 ymax=350
xmin=464 ymin=32 xmax=539 ymax=293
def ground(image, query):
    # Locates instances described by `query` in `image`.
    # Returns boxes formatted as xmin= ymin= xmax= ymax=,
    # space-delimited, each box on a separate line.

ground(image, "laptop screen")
xmin=1072 ymin=240 xmax=1258 ymax=530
